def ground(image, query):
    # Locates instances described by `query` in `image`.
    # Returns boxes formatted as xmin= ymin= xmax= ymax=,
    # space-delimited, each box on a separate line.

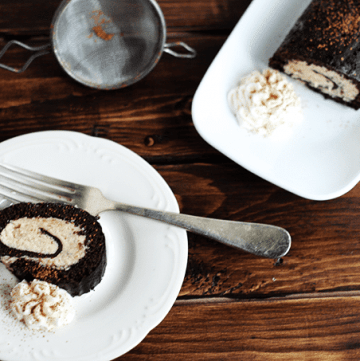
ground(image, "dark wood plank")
xmin=5 ymin=0 xmax=360 ymax=360
xmin=152 ymin=163 xmax=360 ymax=298
xmin=1 ymin=0 xmax=251 ymax=35
xmin=117 ymin=296 xmax=360 ymax=360
xmin=0 ymin=34 xmax=225 ymax=163
xmin=158 ymin=0 xmax=252 ymax=31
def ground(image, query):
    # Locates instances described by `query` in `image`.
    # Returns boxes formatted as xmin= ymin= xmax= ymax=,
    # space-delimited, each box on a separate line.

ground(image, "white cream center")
xmin=284 ymin=60 xmax=359 ymax=102
xmin=0 ymin=217 xmax=87 ymax=269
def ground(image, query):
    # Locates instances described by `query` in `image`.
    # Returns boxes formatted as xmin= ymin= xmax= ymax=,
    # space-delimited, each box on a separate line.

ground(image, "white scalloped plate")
xmin=192 ymin=0 xmax=360 ymax=201
xmin=0 ymin=130 xmax=188 ymax=361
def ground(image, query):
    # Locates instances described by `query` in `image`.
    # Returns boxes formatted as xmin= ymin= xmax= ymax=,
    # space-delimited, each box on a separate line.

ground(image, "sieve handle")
xmin=164 ymin=41 xmax=196 ymax=59
xmin=0 ymin=40 xmax=51 ymax=73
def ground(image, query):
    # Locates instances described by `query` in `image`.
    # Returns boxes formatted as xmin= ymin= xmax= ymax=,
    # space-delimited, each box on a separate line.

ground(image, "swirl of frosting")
xmin=228 ymin=68 xmax=302 ymax=137
xmin=10 ymin=279 xmax=75 ymax=330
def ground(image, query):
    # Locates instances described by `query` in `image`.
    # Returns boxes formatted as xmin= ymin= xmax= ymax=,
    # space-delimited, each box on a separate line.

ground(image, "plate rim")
xmin=0 ymin=130 xmax=188 ymax=361
xmin=191 ymin=0 xmax=360 ymax=201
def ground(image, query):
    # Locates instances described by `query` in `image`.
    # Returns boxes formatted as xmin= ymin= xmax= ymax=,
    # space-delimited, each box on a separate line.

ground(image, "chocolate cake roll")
xmin=269 ymin=0 xmax=360 ymax=109
xmin=0 ymin=202 xmax=106 ymax=296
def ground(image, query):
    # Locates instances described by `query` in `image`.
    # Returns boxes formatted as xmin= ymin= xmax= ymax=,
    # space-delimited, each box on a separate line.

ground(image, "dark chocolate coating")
xmin=0 ymin=202 xmax=107 ymax=296
xmin=269 ymin=0 xmax=360 ymax=109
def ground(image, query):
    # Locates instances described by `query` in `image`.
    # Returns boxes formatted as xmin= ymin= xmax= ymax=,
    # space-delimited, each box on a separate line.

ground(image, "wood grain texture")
xmin=154 ymin=163 xmax=360 ymax=298
xmin=2 ymin=0 xmax=360 ymax=359
xmin=0 ymin=34 xmax=224 ymax=163
xmin=0 ymin=0 xmax=251 ymax=35
xmin=117 ymin=296 xmax=360 ymax=360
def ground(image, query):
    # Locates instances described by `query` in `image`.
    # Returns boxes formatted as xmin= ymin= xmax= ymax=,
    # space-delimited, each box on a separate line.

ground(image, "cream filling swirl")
xmin=0 ymin=217 xmax=87 ymax=270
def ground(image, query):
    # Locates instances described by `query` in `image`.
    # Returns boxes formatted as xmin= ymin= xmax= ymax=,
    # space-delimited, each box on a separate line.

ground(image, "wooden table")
xmin=2 ymin=0 xmax=360 ymax=359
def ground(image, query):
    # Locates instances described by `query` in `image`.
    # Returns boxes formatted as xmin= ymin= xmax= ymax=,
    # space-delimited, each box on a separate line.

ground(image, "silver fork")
xmin=0 ymin=163 xmax=291 ymax=259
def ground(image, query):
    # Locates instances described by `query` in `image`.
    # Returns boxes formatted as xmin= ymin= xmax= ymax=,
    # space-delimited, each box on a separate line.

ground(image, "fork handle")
xmin=110 ymin=202 xmax=291 ymax=259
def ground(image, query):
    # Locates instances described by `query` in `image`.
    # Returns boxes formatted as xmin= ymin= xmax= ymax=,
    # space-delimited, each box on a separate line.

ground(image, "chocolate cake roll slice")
xmin=0 ymin=202 xmax=106 ymax=296
xmin=269 ymin=0 xmax=360 ymax=109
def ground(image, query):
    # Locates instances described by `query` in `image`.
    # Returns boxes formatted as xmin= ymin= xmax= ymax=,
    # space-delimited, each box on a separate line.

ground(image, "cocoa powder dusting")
xmin=90 ymin=10 xmax=114 ymax=41
xmin=307 ymin=0 xmax=360 ymax=53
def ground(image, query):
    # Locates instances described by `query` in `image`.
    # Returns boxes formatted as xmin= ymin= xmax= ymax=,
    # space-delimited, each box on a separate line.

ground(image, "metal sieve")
xmin=0 ymin=0 xmax=196 ymax=89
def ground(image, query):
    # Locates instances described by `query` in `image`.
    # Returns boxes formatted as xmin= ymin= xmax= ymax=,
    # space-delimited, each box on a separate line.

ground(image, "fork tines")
xmin=0 ymin=163 xmax=76 ymax=206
